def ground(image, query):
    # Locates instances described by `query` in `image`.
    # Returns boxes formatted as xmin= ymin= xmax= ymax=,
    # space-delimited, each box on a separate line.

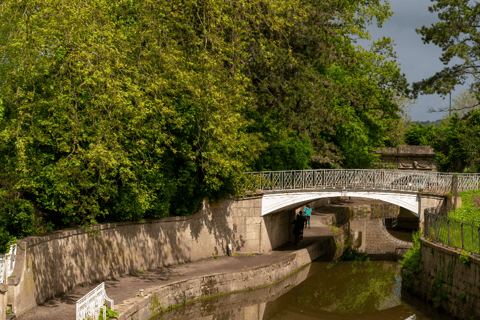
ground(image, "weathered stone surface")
xmin=405 ymin=238 xmax=480 ymax=319
xmin=120 ymin=234 xmax=345 ymax=320
xmin=11 ymin=195 xmax=296 ymax=318
xmin=374 ymin=145 xmax=436 ymax=171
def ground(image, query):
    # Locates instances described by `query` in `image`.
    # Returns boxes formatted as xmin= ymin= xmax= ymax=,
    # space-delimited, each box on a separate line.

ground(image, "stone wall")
xmin=358 ymin=218 xmax=412 ymax=260
xmin=307 ymin=197 xmax=341 ymax=210
xmin=374 ymin=145 xmax=436 ymax=171
xmin=403 ymin=238 xmax=480 ymax=319
xmin=118 ymin=230 xmax=346 ymax=320
xmin=10 ymin=196 xmax=295 ymax=317
xmin=261 ymin=209 xmax=296 ymax=253
xmin=314 ymin=202 xmax=413 ymax=260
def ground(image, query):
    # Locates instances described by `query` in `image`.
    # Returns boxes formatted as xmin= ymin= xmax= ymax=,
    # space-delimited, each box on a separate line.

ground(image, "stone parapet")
xmin=374 ymin=145 xmax=437 ymax=171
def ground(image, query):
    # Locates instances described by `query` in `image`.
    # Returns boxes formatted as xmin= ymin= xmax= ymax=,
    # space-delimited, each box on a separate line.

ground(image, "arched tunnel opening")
xmin=289 ymin=196 xmax=418 ymax=259
xmin=384 ymin=207 xmax=419 ymax=243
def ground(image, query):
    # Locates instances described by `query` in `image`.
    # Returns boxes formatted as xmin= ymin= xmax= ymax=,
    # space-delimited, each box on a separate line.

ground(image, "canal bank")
xmin=402 ymin=236 xmax=480 ymax=320
xmin=16 ymin=197 xmax=423 ymax=320
xmin=18 ymin=223 xmax=346 ymax=320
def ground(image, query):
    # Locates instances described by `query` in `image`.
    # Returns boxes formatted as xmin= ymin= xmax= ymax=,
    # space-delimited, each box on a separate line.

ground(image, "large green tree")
xmin=244 ymin=0 xmax=410 ymax=169
xmin=0 ymin=0 xmax=267 ymax=242
xmin=0 ymin=0 xmax=410 ymax=252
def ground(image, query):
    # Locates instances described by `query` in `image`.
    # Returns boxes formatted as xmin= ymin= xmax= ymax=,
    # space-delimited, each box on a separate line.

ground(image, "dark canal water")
xmin=148 ymin=259 xmax=454 ymax=320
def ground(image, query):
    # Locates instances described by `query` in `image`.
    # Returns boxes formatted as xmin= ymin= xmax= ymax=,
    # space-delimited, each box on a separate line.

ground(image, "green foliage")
xmin=432 ymin=115 xmax=470 ymax=172
xmin=98 ymin=306 xmax=119 ymax=320
xmin=404 ymin=124 xmax=436 ymax=146
xmin=0 ymin=0 xmax=409 ymax=252
xmin=459 ymin=250 xmax=471 ymax=266
xmin=336 ymin=246 xmax=370 ymax=262
xmin=399 ymin=230 xmax=423 ymax=274
xmin=413 ymin=0 xmax=480 ymax=103
xmin=249 ymin=131 xmax=314 ymax=171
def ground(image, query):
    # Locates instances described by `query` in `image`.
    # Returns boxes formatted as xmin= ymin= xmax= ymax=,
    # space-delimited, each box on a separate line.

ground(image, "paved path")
xmin=18 ymin=221 xmax=334 ymax=320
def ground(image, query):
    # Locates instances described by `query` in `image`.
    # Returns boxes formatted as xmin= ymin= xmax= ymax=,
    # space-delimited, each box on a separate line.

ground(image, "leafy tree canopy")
xmin=0 ymin=0 xmax=409 ymax=251
xmin=412 ymin=0 xmax=480 ymax=112
xmin=404 ymin=123 xmax=437 ymax=146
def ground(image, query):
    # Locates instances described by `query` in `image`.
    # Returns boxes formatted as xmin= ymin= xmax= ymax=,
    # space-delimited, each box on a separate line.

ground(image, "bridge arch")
xmin=261 ymin=190 xmax=420 ymax=216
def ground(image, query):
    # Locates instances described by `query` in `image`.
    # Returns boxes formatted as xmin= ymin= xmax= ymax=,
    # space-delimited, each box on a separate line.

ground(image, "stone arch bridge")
xmin=244 ymin=169 xmax=480 ymax=226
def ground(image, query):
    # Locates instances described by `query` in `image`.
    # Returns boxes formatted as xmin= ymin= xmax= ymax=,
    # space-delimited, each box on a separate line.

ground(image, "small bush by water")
xmin=399 ymin=230 xmax=422 ymax=274
xmin=336 ymin=246 xmax=370 ymax=262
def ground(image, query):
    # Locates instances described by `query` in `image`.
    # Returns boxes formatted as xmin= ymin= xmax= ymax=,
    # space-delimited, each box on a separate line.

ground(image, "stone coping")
xmin=20 ymin=195 xmax=264 ymax=248
xmin=421 ymin=237 xmax=480 ymax=266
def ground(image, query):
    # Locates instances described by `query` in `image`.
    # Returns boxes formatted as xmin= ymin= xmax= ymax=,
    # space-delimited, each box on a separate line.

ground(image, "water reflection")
xmin=263 ymin=261 xmax=416 ymax=320
xmin=285 ymin=262 xmax=402 ymax=313
xmin=148 ymin=260 xmax=453 ymax=320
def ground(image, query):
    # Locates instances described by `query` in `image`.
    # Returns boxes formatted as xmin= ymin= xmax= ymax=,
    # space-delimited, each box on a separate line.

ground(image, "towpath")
xmin=18 ymin=215 xmax=336 ymax=320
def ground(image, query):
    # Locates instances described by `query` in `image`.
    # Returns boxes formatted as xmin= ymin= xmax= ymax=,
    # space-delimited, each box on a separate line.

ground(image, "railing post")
xmin=452 ymin=174 xmax=458 ymax=212
xmin=425 ymin=212 xmax=429 ymax=237
xmin=434 ymin=217 xmax=439 ymax=242
xmin=472 ymin=224 xmax=475 ymax=249
xmin=478 ymin=227 xmax=480 ymax=253
xmin=447 ymin=220 xmax=450 ymax=246
xmin=303 ymin=170 xmax=305 ymax=190
xmin=461 ymin=223 xmax=464 ymax=249
xmin=419 ymin=193 xmax=423 ymax=231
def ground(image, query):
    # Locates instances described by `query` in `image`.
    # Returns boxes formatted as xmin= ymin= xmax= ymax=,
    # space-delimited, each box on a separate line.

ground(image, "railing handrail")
xmin=76 ymin=282 xmax=114 ymax=320
xmin=425 ymin=209 xmax=480 ymax=254
xmin=0 ymin=244 xmax=17 ymax=284
xmin=243 ymin=169 xmax=473 ymax=195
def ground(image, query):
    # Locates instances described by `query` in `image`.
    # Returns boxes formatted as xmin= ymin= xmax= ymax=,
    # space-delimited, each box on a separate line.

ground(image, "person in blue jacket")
xmin=303 ymin=206 xmax=312 ymax=229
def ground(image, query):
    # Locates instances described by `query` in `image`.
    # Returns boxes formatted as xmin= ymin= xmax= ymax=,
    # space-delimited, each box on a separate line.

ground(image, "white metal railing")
xmin=244 ymin=169 xmax=480 ymax=195
xmin=0 ymin=244 xmax=17 ymax=284
xmin=76 ymin=282 xmax=114 ymax=320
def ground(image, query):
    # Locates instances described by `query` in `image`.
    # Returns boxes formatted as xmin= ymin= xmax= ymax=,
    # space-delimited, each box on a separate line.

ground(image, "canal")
xmin=148 ymin=258 xmax=454 ymax=320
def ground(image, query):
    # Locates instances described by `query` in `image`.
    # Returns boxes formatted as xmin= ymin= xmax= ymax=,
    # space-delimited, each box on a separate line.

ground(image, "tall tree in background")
xmin=246 ymin=0 xmax=410 ymax=169
xmin=412 ymin=0 xmax=480 ymax=111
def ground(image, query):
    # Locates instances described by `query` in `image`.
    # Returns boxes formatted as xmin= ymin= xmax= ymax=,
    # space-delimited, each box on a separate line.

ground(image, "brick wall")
xmin=319 ymin=203 xmax=413 ymax=260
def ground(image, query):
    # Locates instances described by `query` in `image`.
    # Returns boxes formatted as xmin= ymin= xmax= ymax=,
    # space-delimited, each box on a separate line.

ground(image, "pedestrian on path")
xmin=291 ymin=212 xmax=304 ymax=245
xmin=303 ymin=206 xmax=312 ymax=229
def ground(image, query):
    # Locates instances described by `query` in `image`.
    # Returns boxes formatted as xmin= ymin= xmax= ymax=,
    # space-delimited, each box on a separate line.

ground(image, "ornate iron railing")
xmin=244 ymin=169 xmax=480 ymax=195
xmin=0 ymin=244 xmax=17 ymax=284
xmin=76 ymin=282 xmax=114 ymax=320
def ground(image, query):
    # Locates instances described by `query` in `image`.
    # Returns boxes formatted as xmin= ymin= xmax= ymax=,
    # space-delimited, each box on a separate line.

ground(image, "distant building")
xmin=374 ymin=145 xmax=437 ymax=171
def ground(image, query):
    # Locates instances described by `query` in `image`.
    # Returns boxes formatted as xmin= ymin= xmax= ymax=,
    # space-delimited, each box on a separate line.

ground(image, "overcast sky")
xmin=355 ymin=0 xmax=472 ymax=122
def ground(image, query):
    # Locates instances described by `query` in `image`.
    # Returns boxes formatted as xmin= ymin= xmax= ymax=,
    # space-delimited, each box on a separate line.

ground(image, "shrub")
xmin=399 ymin=230 xmax=423 ymax=274
xmin=459 ymin=250 xmax=471 ymax=265
xmin=98 ymin=306 xmax=119 ymax=320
